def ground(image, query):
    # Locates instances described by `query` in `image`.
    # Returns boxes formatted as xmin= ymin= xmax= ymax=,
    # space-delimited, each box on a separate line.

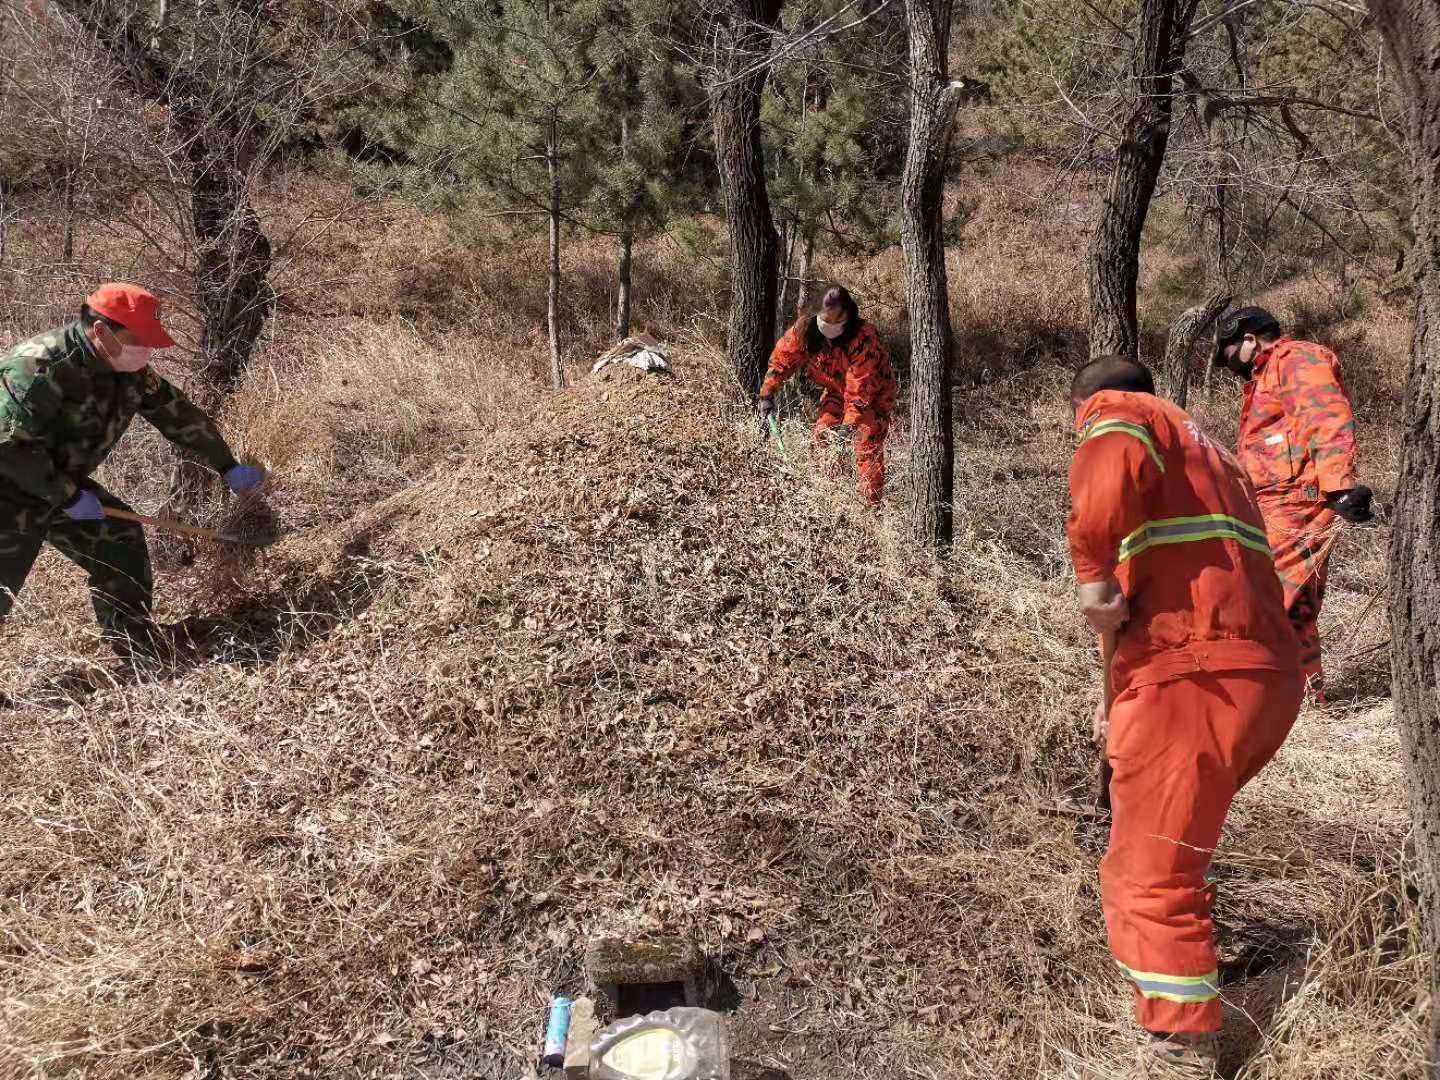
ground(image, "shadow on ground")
xmin=2 ymin=538 xmax=388 ymax=710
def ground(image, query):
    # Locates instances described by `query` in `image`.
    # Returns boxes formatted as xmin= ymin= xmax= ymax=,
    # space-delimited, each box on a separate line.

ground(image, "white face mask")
xmin=817 ymin=314 xmax=845 ymax=340
xmin=112 ymin=345 xmax=153 ymax=372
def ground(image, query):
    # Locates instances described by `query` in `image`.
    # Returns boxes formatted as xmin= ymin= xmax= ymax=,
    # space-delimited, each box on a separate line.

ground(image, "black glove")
xmin=757 ymin=396 xmax=776 ymax=425
xmin=1326 ymin=485 xmax=1374 ymax=524
xmin=832 ymin=424 xmax=855 ymax=444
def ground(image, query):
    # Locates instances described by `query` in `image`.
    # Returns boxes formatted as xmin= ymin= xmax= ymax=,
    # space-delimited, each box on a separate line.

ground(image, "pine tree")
xmin=762 ymin=0 xmax=907 ymax=330
xmin=391 ymin=0 xmax=704 ymax=365
xmin=400 ymin=0 xmax=615 ymax=388
xmin=585 ymin=0 xmax=707 ymax=339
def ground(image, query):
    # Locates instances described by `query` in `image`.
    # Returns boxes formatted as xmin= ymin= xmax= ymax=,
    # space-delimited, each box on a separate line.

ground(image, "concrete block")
xmin=584 ymin=935 xmax=704 ymax=1018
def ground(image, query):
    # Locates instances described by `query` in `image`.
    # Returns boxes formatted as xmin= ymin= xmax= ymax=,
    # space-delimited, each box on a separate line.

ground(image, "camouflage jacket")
xmin=760 ymin=317 xmax=897 ymax=426
xmin=0 ymin=321 xmax=237 ymax=512
xmin=1238 ymin=337 xmax=1359 ymax=504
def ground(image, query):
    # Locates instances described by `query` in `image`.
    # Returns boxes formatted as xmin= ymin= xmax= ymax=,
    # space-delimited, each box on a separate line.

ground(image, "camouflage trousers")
xmin=814 ymin=392 xmax=890 ymax=506
xmin=1257 ymin=493 xmax=1337 ymax=693
xmin=0 ymin=483 xmax=154 ymax=646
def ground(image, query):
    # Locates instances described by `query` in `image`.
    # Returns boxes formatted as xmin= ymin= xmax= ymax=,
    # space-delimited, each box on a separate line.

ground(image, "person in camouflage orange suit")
xmin=1214 ymin=306 xmax=1373 ymax=696
xmin=756 ymin=286 xmax=897 ymax=505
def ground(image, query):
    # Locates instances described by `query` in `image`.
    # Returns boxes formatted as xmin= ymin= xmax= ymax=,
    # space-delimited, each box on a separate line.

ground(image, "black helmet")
xmin=1213 ymin=306 xmax=1282 ymax=367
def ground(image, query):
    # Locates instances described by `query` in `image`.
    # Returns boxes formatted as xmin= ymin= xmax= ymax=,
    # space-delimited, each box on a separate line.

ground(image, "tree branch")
xmin=1186 ymin=0 xmax=1263 ymax=42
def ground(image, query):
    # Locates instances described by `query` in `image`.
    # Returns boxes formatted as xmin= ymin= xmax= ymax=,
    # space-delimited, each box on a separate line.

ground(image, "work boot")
xmin=1133 ymin=1032 xmax=1220 ymax=1079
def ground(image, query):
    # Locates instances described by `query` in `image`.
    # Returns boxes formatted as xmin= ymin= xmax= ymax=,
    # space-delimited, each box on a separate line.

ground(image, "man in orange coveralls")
xmin=1068 ymin=356 xmax=1302 ymax=1078
xmin=1213 ymin=306 xmax=1373 ymax=697
xmin=756 ymin=285 xmax=897 ymax=505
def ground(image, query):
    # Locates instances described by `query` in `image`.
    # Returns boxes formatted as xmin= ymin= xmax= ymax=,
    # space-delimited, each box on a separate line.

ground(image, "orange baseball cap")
xmin=85 ymin=283 xmax=176 ymax=349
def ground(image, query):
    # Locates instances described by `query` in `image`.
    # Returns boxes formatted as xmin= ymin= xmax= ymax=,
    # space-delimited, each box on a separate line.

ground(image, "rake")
xmin=103 ymin=506 xmax=277 ymax=547
xmin=766 ymin=414 xmax=787 ymax=451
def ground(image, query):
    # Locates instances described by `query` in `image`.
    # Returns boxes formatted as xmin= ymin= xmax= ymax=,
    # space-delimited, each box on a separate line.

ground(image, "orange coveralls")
xmin=1238 ymin=338 xmax=1360 ymax=691
xmin=1068 ymin=390 xmax=1303 ymax=1035
xmin=760 ymin=317 xmax=897 ymax=504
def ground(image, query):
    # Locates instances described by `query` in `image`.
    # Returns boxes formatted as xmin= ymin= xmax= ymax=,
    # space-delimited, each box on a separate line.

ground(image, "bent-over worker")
xmin=757 ymin=286 xmax=897 ymax=505
xmin=1067 ymin=356 xmax=1302 ymax=1078
xmin=0 ymin=283 xmax=264 ymax=658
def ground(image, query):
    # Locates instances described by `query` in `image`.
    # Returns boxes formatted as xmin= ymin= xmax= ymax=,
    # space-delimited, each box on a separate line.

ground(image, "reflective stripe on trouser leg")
xmin=1116 ymin=962 xmax=1219 ymax=1005
xmin=1100 ymin=671 xmax=1301 ymax=1034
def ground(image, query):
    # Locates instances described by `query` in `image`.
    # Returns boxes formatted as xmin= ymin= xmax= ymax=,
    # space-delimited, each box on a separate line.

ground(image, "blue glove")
xmin=62 ymin=489 xmax=105 ymax=522
xmin=224 ymin=463 xmax=266 ymax=495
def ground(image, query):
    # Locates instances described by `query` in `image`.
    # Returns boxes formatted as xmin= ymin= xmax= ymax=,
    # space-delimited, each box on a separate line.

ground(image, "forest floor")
xmin=0 ymin=154 xmax=1426 ymax=1078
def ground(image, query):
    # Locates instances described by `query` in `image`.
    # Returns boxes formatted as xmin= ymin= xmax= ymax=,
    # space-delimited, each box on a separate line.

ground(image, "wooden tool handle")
xmin=1095 ymin=629 xmax=1118 ymax=813
xmin=103 ymin=506 xmax=227 ymax=543
xmin=1100 ymin=629 xmax=1118 ymax=712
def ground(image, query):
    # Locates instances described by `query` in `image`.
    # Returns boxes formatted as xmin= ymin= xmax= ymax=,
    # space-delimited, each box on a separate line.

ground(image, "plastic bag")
xmin=590 ymin=1007 xmax=729 ymax=1080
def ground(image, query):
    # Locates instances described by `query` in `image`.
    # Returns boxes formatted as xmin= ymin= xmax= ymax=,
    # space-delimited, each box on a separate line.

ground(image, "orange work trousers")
xmin=1257 ymin=494 xmax=1337 ymax=692
xmin=814 ymin=393 xmax=889 ymax=505
xmin=1101 ymin=668 xmax=1302 ymax=1034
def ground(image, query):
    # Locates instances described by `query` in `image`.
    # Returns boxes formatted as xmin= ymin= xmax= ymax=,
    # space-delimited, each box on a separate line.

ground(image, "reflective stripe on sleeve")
xmin=1079 ymin=419 xmax=1166 ymax=473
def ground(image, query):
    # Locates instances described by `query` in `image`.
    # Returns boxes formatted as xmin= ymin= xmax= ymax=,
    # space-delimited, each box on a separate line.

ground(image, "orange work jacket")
xmin=1238 ymin=338 xmax=1359 ymax=505
xmin=1067 ymin=391 xmax=1299 ymax=693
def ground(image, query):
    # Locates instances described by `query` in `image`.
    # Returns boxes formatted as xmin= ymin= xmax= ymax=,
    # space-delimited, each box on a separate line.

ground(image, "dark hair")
xmin=1213 ymin=305 xmax=1281 ymax=366
xmin=79 ymin=304 xmax=126 ymax=335
xmin=798 ymin=285 xmax=864 ymax=354
xmin=821 ymin=285 xmax=859 ymax=323
xmin=1071 ymin=355 xmax=1156 ymax=401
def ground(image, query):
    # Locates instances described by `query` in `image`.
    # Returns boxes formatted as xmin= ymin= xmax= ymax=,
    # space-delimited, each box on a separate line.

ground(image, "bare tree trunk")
xmin=1160 ymin=290 xmax=1229 ymax=407
xmin=710 ymin=0 xmax=783 ymax=397
xmin=795 ymin=231 xmax=814 ymax=312
xmin=616 ymin=230 xmax=633 ymax=342
xmin=153 ymin=0 xmax=170 ymax=48
xmin=1198 ymin=96 xmax=1230 ymax=289
xmin=900 ymin=0 xmax=961 ymax=546
xmin=615 ymin=111 xmax=633 ymax=341
xmin=1087 ymin=0 xmax=1201 ymax=360
xmin=193 ymin=170 xmax=272 ymax=391
xmin=1205 ymin=140 xmax=1230 ymax=288
xmin=56 ymin=0 xmax=275 ymax=391
xmin=61 ymin=162 xmax=76 ymax=263
xmin=1368 ymin=3 xmax=1440 ymax=1072
xmin=547 ymin=117 xmax=564 ymax=389
xmin=776 ymin=218 xmax=797 ymax=337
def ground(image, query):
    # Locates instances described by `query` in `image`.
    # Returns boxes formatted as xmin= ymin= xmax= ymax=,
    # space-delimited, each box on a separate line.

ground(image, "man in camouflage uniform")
xmin=1214 ymin=306 xmax=1373 ymax=697
xmin=757 ymin=285 xmax=897 ymax=505
xmin=0 ymin=283 xmax=264 ymax=657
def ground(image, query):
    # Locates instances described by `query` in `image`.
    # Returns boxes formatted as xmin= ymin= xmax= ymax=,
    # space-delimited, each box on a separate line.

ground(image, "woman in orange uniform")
xmin=757 ymin=286 xmax=896 ymax=505
xmin=1067 ymin=356 xmax=1303 ymax=1078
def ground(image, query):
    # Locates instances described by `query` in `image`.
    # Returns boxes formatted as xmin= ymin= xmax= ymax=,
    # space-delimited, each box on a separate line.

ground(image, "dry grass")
xmin=0 ymin=162 xmax=1426 ymax=1079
